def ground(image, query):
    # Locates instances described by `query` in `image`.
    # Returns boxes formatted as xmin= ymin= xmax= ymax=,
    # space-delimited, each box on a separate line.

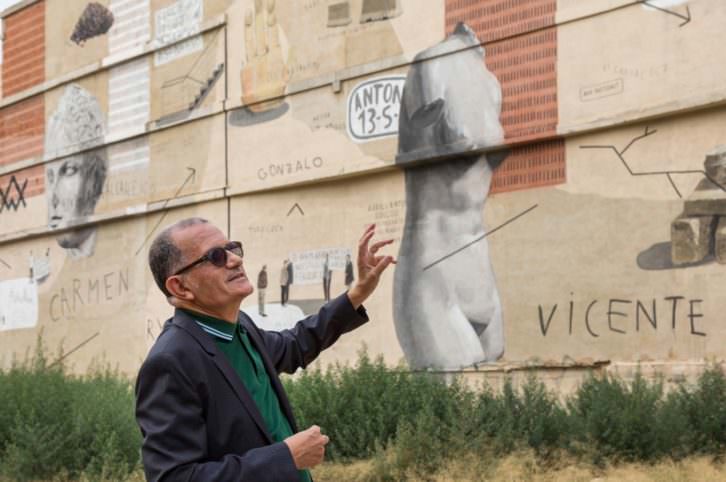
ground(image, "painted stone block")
xmin=671 ymin=214 xmax=715 ymax=265
xmin=683 ymin=146 xmax=726 ymax=216
xmin=715 ymin=217 xmax=726 ymax=265
xmin=704 ymin=144 xmax=726 ymax=187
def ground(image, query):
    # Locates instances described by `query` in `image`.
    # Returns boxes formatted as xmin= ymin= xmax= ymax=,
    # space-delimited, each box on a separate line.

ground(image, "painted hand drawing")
xmin=240 ymin=0 xmax=288 ymax=114
xmin=393 ymin=23 xmax=508 ymax=369
xmin=45 ymin=85 xmax=108 ymax=259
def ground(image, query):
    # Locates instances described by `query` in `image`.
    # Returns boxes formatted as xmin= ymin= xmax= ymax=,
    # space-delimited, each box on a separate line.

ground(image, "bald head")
xmin=148 ymin=217 xmax=209 ymax=297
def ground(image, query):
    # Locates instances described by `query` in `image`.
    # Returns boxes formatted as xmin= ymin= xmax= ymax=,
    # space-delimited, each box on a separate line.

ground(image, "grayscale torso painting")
xmin=394 ymin=23 xmax=507 ymax=370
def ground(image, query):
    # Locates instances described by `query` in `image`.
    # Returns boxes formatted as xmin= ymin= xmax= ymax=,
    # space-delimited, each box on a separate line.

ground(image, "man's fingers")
xmin=371 ymin=254 xmax=397 ymax=266
xmin=321 ymin=435 xmax=330 ymax=445
xmin=369 ymin=239 xmax=394 ymax=254
xmin=370 ymin=256 xmax=395 ymax=277
xmin=358 ymin=228 xmax=376 ymax=261
xmin=358 ymin=224 xmax=376 ymax=245
xmin=359 ymin=226 xmax=376 ymax=248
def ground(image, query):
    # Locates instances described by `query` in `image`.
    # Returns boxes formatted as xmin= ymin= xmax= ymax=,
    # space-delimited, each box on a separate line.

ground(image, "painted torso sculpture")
xmin=394 ymin=23 xmax=507 ymax=369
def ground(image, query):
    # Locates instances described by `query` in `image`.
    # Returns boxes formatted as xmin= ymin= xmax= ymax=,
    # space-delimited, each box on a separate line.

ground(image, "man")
xmin=286 ymin=258 xmax=294 ymax=299
xmin=322 ymin=254 xmax=331 ymax=302
xmin=344 ymin=254 xmax=354 ymax=289
xmin=136 ymin=218 xmax=393 ymax=481
xmin=257 ymin=264 xmax=268 ymax=316
xmin=280 ymin=259 xmax=290 ymax=306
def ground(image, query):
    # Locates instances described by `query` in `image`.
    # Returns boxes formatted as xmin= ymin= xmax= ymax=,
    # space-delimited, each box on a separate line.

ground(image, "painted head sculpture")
xmin=45 ymin=84 xmax=108 ymax=257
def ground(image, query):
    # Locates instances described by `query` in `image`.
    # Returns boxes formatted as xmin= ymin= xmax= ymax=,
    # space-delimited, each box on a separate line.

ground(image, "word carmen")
xmin=49 ymin=269 xmax=129 ymax=322
xmin=538 ymin=295 xmax=706 ymax=338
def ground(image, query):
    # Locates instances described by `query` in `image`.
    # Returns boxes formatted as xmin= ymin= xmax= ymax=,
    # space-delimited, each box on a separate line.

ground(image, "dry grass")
xmin=311 ymin=453 xmax=726 ymax=482
xmin=6 ymin=455 xmax=725 ymax=481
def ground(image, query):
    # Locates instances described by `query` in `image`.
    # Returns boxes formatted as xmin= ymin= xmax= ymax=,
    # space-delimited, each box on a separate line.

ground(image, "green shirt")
xmin=183 ymin=309 xmax=312 ymax=482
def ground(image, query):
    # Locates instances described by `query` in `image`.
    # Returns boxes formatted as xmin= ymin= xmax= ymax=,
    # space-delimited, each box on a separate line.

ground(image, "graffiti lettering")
xmin=538 ymin=295 xmax=706 ymax=337
xmin=257 ymin=157 xmax=323 ymax=180
xmin=103 ymin=178 xmax=152 ymax=197
xmin=347 ymin=76 xmax=405 ymax=141
xmin=49 ymin=268 xmax=129 ymax=322
xmin=248 ymin=224 xmax=284 ymax=234
xmin=146 ymin=318 xmax=164 ymax=341
xmin=0 ymin=176 xmax=28 ymax=213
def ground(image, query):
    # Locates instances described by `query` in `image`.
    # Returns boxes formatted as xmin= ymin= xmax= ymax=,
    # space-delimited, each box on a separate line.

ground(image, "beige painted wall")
xmin=1 ymin=0 xmax=724 ymax=384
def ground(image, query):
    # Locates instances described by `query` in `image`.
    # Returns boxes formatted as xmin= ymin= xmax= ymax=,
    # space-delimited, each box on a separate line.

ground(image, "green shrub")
xmin=0 ymin=340 xmax=140 ymax=481
xmin=655 ymin=386 xmax=693 ymax=459
xmin=511 ymin=376 xmax=572 ymax=456
xmin=288 ymin=357 xmax=726 ymax=473
xmin=679 ymin=366 xmax=726 ymax=455
xmin=569 ymin=372 xmax=667 ymax=462
xmin=283 ymin=350 xmax=468 ymax=461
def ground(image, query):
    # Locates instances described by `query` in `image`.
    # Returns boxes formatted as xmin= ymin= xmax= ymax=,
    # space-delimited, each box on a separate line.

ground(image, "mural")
xmin=1 ymin=0 xmax=726 ymax=379
xmin=108 ymin=0 xmax=150 ymax=56
xmin=240 ymin=0 xmax=287 ymax=114
xmin=154 ymin=29 xmax=225 ymax=127
xmin=393 ymin=23 xmax=507 ymax=369
xmin=70 ymin=2 xmax=115 ymax=46
xmin=45 ymin=85 xmax=107 ymax=259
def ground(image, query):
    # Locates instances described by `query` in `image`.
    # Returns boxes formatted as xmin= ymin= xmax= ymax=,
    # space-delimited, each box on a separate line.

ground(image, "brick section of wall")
xmin=0 ymin=96 xmax=44 ymax=165
xmin=0 ymin=165 xmax=44 ymax=206
xmin=488 ymin=29 xmax=557 ymax=142
xmin=446 ymin=0 xmax=555 ymax=42
xmin=2 ymin=1 xmax=45 ymax=97
xmin=490 ymin=139 xmax=565 ymax=194
xmin=446 ymin=0 xmax=565 ymax=193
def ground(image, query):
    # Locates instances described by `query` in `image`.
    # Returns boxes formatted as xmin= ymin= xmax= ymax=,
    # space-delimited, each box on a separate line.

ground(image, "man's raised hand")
xmin=347 ymin=224 xmax=396 ymax=308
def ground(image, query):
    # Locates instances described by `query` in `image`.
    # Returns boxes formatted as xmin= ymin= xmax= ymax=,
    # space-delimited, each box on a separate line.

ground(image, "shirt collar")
xmin=181 ymin=308 xmax=240 ymax=342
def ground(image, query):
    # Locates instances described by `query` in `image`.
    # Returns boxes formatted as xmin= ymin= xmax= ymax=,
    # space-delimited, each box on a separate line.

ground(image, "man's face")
xmin=173 ymin=223 xmax=253 ymax=311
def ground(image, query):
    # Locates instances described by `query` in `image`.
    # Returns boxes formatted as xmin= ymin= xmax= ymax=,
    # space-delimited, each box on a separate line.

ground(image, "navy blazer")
xmin=135 ymin=293 xmax=368 ymax=482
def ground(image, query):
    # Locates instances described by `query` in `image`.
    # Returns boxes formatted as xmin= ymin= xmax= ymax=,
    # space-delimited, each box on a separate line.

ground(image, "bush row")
xmin=1 ymin=344 xmax=724 ymax=481
xmin=0 ymin=344 xmax=140 ymax=482
xmin=284 ymin=351 xmax=726 ymax=480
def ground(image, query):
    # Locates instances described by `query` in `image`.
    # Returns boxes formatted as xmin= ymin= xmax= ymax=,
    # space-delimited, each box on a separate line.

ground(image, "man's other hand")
xmin=284 ymin=425 xmax=330 ymax=469
xmin=347 ymin=224 xmax=396 ymax=309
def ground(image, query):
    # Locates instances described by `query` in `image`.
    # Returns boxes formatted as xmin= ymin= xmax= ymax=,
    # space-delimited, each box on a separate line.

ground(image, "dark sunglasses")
xmin=172 ymin=241 xmax=244 ymax=276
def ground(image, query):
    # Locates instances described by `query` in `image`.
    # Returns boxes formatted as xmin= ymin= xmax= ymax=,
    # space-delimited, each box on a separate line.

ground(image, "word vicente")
xmin=50 ymin=269 xmax=129 ymax=322
xmin=538 ymin=295 xmax=706 ymax=337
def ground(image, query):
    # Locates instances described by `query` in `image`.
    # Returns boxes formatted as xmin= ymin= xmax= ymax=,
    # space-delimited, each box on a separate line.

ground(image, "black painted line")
xmin=135 ymin=167 xmax=196 ymax=256
xmin=423 ymin=204 xmax=539 ymax=271
xmin=49 ymin=332 xmax=100 ymax=368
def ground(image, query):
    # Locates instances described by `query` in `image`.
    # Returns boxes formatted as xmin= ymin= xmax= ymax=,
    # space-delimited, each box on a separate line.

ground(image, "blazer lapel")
xmin=239 ymin=313 xmax=299 ymax=432
xmin=173 ymin=309 xmax=275 ymax=443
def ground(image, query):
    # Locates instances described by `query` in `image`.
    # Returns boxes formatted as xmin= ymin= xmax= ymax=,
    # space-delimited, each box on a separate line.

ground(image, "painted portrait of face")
xmin=45 ymin=84 xmax=108 ymax=258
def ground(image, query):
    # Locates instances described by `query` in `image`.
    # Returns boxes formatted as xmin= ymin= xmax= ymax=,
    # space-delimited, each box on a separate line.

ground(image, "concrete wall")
xmin=0 ymin=0 xmax=723 ymax=386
